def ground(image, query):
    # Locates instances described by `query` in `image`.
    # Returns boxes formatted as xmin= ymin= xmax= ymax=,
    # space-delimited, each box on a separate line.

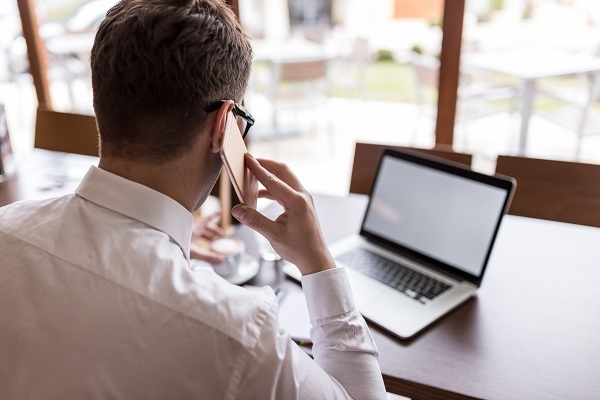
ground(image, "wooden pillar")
xmin=434 ymin=0 xmax=465 ymax=147
xmin=16 ymin=0 xmax=52 ymax=110
xmin=228 ymin=0 xmax=240 ymax=20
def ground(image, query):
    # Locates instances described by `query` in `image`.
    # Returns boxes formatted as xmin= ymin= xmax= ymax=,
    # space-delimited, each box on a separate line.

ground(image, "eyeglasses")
xmin=204 ymin=100 xmax=255 ymax=140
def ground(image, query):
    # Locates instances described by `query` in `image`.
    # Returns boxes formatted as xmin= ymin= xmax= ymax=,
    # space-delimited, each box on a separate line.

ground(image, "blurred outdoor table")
xmin=252 ymin=36 xmax=334 ymax=63
xmin=45 ymin=32 xmax=95 ymax=57
xmin=249 ymin=37 xmax=334 ymax=140
xmin=463 ymin=48 xmax=600 ymax=155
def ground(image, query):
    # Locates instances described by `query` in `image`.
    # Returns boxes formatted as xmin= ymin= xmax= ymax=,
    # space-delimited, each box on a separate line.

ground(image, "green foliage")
xmin=427 ymin=17 xmax=442 ymax=28
xmin=329 ymin=60 xmax=435 ymax=104
xmin=410 ymin=45 xmax=423 ymax=55
xmin=375 ymin=49 xmax=395 ymax=62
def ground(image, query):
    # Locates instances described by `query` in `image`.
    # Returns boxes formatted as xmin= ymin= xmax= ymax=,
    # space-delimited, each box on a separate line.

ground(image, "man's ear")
xmin=210 ymin=100 xmax=235 ymax=154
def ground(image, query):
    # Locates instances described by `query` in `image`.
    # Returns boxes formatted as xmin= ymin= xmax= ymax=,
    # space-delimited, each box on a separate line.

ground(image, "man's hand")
xmin=231 ymin=154 xmax=335 ymax=276
xmin=190 ymin=211 xmax=225 ymax=264
xmin=193 ymin=211 xmax=225 ymax=241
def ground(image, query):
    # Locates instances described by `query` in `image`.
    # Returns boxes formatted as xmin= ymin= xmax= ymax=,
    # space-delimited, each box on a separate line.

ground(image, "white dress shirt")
xmin=0 ymin=166 xmax=386 ymax=399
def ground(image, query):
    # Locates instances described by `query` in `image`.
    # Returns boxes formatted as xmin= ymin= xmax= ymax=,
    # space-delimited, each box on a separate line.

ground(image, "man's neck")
xmin=98 ymin=156 xmax=198 ymax=212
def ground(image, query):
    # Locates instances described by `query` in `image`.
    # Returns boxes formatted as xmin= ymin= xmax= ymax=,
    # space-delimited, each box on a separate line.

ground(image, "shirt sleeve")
xmin=303 ymin=267 xmax=387 ymax=399
xmin=236 ymin=267 xmax=387 ymax=399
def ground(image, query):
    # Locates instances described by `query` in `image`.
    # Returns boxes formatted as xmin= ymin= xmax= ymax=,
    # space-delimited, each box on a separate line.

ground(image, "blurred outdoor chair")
xmin=5 ymin=34 xmax=92 ymax=114
xmin=270 ymin=58 xmax=329 ymax=129
xmin=349 ymin=142 xmax=473 ymax=195
xmin=47 ymin=48 xmax=93 ymax=113
xmin=410 ymin=51 xmax=519 ymax=147
xmin=534 ymin=49 xmax=600 ymax=160
xmin=327 ymin=37 xmax=370 ymax=99
xmin=266 ymin=58 xmax=332 ymax=150
xmin=495 ymin=155 xmax=600 ymax=228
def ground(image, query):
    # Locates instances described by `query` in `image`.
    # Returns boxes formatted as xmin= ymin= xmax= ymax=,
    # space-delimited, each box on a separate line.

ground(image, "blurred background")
xmin=2 ymin=0 xmax=600 ymax=195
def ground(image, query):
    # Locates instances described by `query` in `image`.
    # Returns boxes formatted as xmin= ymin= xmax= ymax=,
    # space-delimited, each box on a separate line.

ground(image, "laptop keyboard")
xmin=336 ymin=248 xmax=453 ymax=304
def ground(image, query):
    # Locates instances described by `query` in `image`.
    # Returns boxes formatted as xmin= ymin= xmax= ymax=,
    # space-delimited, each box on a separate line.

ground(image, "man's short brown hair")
xmin=91 ymin=0 xmax=252 ymax=163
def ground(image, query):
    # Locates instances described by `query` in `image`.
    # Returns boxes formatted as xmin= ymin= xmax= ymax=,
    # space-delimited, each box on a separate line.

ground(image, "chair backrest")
xmin=410 ymin=53 xmax=439 ymax=105
xmin=349 ymin=37 xmax=370 ymax=63
xmin=349 ymin=142 xmax=473 ymax=195
xmin=275 ymin=59 xmax=328 ymax=83
xmin=411 ymin=53 xmax=440 ymax=88
xmin=495 ymin=155 xmax=600 ymax=227
xmin=35 ymin=109 xmax=99 ymax=157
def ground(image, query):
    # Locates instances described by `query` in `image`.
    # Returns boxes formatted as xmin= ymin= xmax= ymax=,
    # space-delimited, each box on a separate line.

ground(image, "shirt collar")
xmin=75 ymin=166 xmax=194 ymax=260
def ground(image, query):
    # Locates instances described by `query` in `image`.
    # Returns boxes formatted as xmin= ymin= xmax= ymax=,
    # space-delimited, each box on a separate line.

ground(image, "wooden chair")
xmin=495 ymin=155 xmax=600 ymax=227
xmin=34 ymin=109 xmax=99 ymax=157
xmin=349 ymin=142 xmax=473 ymax=195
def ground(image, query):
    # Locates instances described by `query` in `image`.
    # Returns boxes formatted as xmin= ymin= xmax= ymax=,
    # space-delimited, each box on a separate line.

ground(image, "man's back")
xmin=0 ymin=177 xmax=275 ymax=399
xmin=0 ymin=166 xmax=387 ymax=399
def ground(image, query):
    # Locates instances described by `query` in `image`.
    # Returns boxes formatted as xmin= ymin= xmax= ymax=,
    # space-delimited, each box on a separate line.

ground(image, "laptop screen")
xmin=362 ymin=150 xmax=514 ymax=282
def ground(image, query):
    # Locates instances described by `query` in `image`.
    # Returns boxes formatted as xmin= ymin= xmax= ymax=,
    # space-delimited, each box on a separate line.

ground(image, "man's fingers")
xmin=231 ymin=204 xmax=277 ymax=239
xmin=255 ymin=158 xmax=305 ymax=192
xmin=245 ymin=155 xmax=297 ymax=205
xmin=258 ymin=189 xmax=279 ymax=203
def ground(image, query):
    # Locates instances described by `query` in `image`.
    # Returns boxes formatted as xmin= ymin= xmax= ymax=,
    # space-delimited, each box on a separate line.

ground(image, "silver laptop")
xmin=284 ymin=148 xmax=515 ymax=339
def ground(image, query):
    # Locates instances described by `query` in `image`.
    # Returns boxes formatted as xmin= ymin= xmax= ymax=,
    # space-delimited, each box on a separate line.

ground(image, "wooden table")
xmin=244 ymin=194 xmax=600 ymax=399
xmin=220 ymin=194 xmax=600 ymax=400
xmin=304 ymin=195 xmax=600 ymax=399
xmin=0 ymin=149 xmax=98 ymax=207
xmin=3 ymin=150 xmax=600 ymax=399
xmin=463 ymin=48 xmax=600 ymax=156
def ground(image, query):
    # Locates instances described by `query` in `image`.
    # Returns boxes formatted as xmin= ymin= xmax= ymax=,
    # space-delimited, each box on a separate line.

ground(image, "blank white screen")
xmin=363 ymin=156 xmax=507 ymax=277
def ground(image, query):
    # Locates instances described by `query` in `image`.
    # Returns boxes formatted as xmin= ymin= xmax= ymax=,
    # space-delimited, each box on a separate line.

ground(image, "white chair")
xmin=327 ymin=36 xmax=370 ymax=99
xmin=410 ymin=52 xmax=519 ymax=147
xmin=534 ymin=63 xmax=600 ymax=160
xmin=267 ymin=58 xmax=332 ymax=150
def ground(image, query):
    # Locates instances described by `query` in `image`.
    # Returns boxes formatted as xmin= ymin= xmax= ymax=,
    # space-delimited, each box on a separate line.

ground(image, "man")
xmin=0 ymin=0 xmax=386 ymax=398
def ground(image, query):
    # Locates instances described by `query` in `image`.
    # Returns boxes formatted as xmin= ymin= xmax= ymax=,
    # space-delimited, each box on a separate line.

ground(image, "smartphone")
xmin=219 ymin=111 xmax=258 ymax=209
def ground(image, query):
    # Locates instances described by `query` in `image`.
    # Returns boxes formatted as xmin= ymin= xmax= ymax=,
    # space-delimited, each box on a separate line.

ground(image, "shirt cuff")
xmin=301 ymin=267 xmax=356 ymax=321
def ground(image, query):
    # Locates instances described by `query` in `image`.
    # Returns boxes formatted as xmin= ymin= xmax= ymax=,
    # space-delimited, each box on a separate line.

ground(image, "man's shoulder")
xmin=0 ymin=194 xmax=75 ymax=212
xmin=0 ymin=195 xmax=76 ymax=232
